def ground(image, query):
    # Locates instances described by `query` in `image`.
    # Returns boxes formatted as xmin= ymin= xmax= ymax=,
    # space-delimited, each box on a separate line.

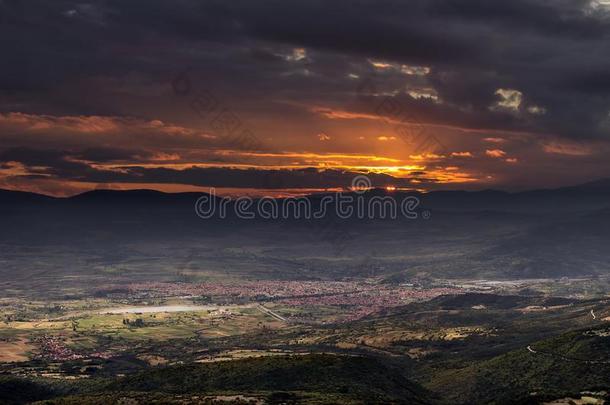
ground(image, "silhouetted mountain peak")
xmin=71 ymin=189 xmax=168 ymax=201
xmin=572 ymin=178 xmax=610 ymax=191
xmin=0 ymin=189 xmax=55 ymax=204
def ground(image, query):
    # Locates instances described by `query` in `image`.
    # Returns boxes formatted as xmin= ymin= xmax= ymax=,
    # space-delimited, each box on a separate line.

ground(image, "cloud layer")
xmin=2 ymin=0 xmax=610 ymax=194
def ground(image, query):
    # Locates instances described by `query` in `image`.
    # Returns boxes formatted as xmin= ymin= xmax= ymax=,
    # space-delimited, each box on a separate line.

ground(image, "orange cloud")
xmin=542 ymin=141 xmax=592 ymax=156
xmin=0 ymin=112 xmax=216 ymax=151
xmin=486 ymin=149 xmax=507 ymax=158
xmin=483 ymin=137 xmax=506 ymax=143
xmin=311 ymin=107 xmax=383 ymax=121
xmin=409 ymin=153 xmax=445 ymax=161
xmin=368 ymin=59 xmax=393 ymax=69
xmin=451 ymin=151 xmax=474 ymax=158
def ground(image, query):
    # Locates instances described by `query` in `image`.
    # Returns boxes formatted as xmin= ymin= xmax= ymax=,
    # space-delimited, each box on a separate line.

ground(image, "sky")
xmin=2 ymin=0 xmax=610 ymax=196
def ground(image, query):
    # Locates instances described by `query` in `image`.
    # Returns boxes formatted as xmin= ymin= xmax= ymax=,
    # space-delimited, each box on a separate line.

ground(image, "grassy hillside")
xmin=426 ymin=325 xmax=610 ymax=404
xmin=0 ymin=376 xmax=66 ymax=404
xmin=107 ymin=354 xmax=431 ymax=403
xmin=0 ymin=354 xmax=434 ymax=404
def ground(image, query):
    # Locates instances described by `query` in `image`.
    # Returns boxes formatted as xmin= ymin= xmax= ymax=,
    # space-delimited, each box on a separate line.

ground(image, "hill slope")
xmin=0 ymin=354 xmax=434 ymax=404
xmin=426 ymin=325 xmax=610 ymax=404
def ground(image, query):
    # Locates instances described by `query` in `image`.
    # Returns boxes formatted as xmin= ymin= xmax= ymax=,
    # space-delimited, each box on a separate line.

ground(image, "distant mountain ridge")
xmin=2 ymin=177 xmax=610 ymax=200
xmin=2 ymin=179 xmax=610 ymax=280
xmin=2 ymin=177 xmax=610 ymax=214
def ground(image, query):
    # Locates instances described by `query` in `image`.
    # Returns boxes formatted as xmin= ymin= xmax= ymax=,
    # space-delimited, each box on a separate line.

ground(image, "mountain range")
xmin=2 ymin=179 xmax=610 ymax=282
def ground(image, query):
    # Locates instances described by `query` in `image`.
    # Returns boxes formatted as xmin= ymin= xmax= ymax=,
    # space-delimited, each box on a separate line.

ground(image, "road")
xmin=256 ymin=304 xmax=288 ymax=322
xmin=526 ymin=344 xmax=610 ymax=364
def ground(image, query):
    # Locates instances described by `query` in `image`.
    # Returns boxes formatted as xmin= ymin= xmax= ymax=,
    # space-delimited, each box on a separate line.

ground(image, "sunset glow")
xmin=1 ymin=2 xmax=610 ymax=196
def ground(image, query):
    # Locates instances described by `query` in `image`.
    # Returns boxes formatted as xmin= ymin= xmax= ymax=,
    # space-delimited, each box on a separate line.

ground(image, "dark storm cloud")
xmin=428 ymin=0 xmax=608 ymax=38
xmin=0 ymin=147 xmax=96 ymax=178
xmin=2 ymin=0 xmax=610 ymax=138
xmin=85 ymin=166 xmax=413 ymax=189
xmin=2 ymin=0 xmax=610 ymax=174
xmin=0 ymin=146 xmax=417 ymax=189
xmin=73 ymin=147 xmax=145 ymax=163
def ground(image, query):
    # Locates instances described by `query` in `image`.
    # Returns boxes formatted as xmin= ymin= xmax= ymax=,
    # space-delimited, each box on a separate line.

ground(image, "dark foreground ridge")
xmin=0 ymin=354 xmax=433 ymax=404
